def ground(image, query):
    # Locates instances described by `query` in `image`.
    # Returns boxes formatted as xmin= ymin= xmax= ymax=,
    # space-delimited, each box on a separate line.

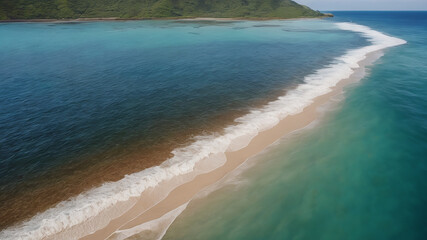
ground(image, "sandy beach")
xmin=72 ymin=51 xmax=383 ymax=240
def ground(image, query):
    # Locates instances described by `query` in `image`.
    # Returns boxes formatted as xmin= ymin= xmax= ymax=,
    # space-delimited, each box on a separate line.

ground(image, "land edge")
xmin=0 ymin=15 xmax=333 ymax=23
xmin=76 ymin=51 xmax=383 ymax=240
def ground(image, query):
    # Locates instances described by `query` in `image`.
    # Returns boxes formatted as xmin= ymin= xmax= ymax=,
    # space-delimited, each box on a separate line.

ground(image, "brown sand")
xmin=79 ymin=51 xmax=383 ymax=240
xmin=0 ymin=84 xmax=260 ymax=230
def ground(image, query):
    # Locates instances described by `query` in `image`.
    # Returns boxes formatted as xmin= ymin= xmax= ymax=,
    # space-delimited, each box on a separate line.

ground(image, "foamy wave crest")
xmin=0 ymin=22 xmax=406 ymax=240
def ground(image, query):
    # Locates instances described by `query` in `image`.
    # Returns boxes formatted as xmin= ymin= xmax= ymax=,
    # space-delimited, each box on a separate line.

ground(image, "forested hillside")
xmin=0 ymin=0 xmax=325 ymax=20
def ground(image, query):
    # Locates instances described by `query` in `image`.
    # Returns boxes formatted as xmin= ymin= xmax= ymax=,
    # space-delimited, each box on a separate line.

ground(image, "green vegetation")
xmin=0 ymin=0 xmax=326 ymax=20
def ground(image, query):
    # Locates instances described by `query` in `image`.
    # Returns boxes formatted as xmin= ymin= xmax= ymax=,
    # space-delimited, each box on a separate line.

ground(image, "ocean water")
xmin=0 ymin=12 xmax=422 ymax=240
xmin=163 ymin=12 xmax=427 ymax=240
xmin=0 ymin=19 xmax=367 ymax=234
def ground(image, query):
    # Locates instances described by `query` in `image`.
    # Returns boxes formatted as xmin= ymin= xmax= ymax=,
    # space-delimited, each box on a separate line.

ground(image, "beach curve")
xmin=0 ymin=22 xmax=406 ymax=240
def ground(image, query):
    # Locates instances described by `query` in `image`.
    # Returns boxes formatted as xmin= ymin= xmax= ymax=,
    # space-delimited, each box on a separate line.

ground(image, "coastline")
xmin=0 ymin=22 xmax=407 ymax=240
xmin=79 ymin=50 xmax=384 ymax=240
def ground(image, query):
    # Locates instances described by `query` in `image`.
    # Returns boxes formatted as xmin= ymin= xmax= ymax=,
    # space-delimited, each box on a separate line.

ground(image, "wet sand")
xmin=79 ymin=51 xmax=384 ymax=240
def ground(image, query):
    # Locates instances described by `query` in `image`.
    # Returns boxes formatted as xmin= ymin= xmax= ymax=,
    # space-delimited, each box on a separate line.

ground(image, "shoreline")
xmin=80 ymin=51 xmax=384 ymax=240
xmin=0 ymin=16 xmax=333 ymax=23
xmin=0 ymin=22 xmax=406 ymax=240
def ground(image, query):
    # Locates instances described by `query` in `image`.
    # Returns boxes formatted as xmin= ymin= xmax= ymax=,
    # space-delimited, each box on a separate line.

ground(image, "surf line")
xmin=0 ymin=22 xmax=406 ymax=240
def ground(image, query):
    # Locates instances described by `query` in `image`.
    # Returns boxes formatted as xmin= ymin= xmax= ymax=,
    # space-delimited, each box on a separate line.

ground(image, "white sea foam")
xmin=106 ymin=203 xmax=188 ymax=240
xmin=0 ymin=22 xmax=406 ymax=240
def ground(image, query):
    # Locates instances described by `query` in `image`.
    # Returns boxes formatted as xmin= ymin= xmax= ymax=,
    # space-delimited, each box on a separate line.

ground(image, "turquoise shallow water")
xmin=163 ymin=12 xmax=427 ymax=240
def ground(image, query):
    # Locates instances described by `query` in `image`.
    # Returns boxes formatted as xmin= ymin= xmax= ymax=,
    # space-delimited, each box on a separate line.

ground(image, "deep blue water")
xmin=0 ymin=19 xmax=367 ymax=228
xmin=163 ymin=12 xmax=427 ymax=240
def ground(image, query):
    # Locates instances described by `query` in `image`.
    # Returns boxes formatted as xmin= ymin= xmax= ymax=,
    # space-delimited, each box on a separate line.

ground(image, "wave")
xmin=0 ymin=22 xmax=406 ymax=240
xmin=107 ymin=203 xmax=188 ymax=240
